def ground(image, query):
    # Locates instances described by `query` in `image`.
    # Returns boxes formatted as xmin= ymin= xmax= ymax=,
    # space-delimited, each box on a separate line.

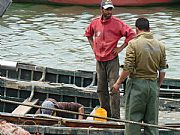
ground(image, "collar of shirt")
xmin=136 ymin=32 xmax=153 ymax=39
xmin=100 ymin=15 xmax=112 ymax=23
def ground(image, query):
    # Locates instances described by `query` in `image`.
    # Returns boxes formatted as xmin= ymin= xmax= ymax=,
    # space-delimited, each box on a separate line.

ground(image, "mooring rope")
xmin=0 ymin=98 xmax=179 ymax=132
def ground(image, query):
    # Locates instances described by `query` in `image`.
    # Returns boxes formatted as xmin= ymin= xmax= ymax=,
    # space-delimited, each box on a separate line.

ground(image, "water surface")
xmin=0 ymin=4 xmax=179 ymax=78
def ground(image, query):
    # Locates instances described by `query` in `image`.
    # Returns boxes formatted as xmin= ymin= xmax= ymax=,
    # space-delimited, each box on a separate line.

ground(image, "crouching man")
xmin=36 ymin=98 xmax=84 ymax=119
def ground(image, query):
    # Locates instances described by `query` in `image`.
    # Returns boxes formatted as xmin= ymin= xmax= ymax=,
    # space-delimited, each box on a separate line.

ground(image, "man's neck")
xmin=102 ymin=15 xmax=111 ymax=20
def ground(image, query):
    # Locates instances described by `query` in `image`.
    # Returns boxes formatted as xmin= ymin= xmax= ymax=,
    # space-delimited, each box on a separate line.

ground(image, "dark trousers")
xmin=96 ymin=57 xmax=120 ymax=119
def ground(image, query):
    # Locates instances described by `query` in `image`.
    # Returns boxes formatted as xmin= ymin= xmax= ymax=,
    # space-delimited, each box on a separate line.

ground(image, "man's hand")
xmin=112 ymin=47 xmax=123 ymax=55
xmin=112 ymin=42 xmax=128 ymax=55
xmin=113 ymin=83 xmax=121 ymax=91
xmin=113 ymin=70 xmax=129 ymax=91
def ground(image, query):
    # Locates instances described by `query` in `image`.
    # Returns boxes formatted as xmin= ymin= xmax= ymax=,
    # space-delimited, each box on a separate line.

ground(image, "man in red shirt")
xmin=85 ymin=0 xmax=135 ymax=119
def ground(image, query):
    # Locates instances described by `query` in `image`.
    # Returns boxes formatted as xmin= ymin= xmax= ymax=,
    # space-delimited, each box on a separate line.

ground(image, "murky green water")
xmin=0 ymin=4 xmax=179 ymax=78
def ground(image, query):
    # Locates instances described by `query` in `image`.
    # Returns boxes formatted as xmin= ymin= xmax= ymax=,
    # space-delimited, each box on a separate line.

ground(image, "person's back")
xmin=55 ymin=102 xmax=84 ymax=119
xmin=36 ymin=98 xmax=84 ymax=119
xmin=128 ymin=32 xmax=166 ymax=79
xmin=113 ymin=17 xmax=167 ymax=135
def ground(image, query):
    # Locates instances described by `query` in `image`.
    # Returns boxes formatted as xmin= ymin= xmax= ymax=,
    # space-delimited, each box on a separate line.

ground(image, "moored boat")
xmin=12 ymin=0 xmax=180 ymax=6
xmin=0 ymin=60 xmax=179 ymax=114
xmin=0 ymin=60 xmax=179 ymax=135
xmin=0 ymin=60 xmax=180 ymax=89
xmin=0 ymin=111 xmax=180 ymax=135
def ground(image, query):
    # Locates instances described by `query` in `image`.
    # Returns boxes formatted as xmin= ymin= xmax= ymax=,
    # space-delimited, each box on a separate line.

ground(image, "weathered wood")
xmin=12 ymin=98 xmax=39 ymax=115
xmin=22 ymin=125 xmax=125 ymax=135
xmin=0 ymin=112 xmax=125 ymax=129
xmin=0 ymin=76 xmax=98 ymax=98
xmin=1 ymin=112 xmax=180 ymax=130
xmin=0 ymin=76 xmax=179 ymax=113
xmin=0 ymin=112 xmax=59 ymax=125
xmin=61 ymin=119 xmax=125 ymax=129
xmin=1 ymin=61 xmax=180 ymax=89
xmin=21 ymin=125 xmax=180 ymax=135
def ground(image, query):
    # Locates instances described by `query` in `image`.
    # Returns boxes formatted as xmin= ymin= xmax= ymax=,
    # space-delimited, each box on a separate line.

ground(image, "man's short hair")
xmin=135 ymin=17 xmax=150 ymax=31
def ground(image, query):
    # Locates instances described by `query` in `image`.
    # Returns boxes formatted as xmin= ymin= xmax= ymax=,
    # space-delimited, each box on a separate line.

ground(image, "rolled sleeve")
xmin=159 ymin=43 xmax=167 ymax=70
xmin=121 ymin=23 xmax=135 ymax=44
xmin=85 ymin=23 xmax=94 ymax=37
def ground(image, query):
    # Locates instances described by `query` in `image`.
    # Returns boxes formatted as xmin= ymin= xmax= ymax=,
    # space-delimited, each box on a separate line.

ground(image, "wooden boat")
xmin=0 ymin=77 xmax=99 ymax=114
xmin=0 ymin=112 xmax=125 ymax=128
xmin=12 ymin=0 xmax=180 ymax=6
xmin=0 ymin=60 xmax=180 ymax=89
xmin=0 ymin=112 xmax=179 ymax=135
xmin=0 ymin=60 xmax=179 ymax=114
xmin=0 ymin=60 xmax=97 ymax=87
xmin=0 ymin=60 xmax=179 ymax=135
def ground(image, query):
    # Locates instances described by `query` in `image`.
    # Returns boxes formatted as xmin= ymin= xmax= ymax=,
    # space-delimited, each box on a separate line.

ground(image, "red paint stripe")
xmin=48 ymin=0 xmax=173 ymax=6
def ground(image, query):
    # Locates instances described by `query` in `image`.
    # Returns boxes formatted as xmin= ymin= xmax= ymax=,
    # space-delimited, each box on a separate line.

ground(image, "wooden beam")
xmin=12 ymin=98 xmax=39 ymax=115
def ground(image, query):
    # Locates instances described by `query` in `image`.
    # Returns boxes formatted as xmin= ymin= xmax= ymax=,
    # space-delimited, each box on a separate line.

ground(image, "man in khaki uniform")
xmin=113 ymin=17 xmax=167 ymax=135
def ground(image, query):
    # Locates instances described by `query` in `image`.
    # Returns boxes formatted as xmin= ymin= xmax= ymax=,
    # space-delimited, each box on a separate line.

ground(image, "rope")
xmin=0 ymin=98 xmax=179 ymax=132
xmin=22 ymin=120 xmax=41 ymax=135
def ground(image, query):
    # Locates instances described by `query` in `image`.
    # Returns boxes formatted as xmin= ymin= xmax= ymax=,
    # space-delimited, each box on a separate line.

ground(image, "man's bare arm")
xmin=113 ymin=70 xmax=129 ymax=91
xmin=87 ymin=36 xmax=94 ymax=49
xmin=158 ymin=71 xmax=165 ymax=87
xmin=78 ymin=106 xmax=85 ymax=119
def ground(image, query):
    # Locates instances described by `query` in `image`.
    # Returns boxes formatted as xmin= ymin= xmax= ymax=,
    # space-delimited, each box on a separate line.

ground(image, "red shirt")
xmin=85 ymin=16 xmax=135 ymax=61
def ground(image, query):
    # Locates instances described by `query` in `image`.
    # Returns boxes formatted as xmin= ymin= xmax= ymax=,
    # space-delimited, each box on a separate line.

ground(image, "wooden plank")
xmin=0 ymin=112 xmax=125 ymax=128
xmin=61 ymin=119 xmax=125 ymax=129
xmin=12 ymin=98 xmax=39 ymax=115
xmin=0 ymin=113 xmax=59 ymax=125
xmin=1 ymin=112 xmax=180 ymax=130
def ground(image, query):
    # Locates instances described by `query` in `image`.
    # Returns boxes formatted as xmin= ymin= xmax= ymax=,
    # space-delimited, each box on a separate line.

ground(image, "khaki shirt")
xmin=124 ymin=32 xmax=167 ymax=80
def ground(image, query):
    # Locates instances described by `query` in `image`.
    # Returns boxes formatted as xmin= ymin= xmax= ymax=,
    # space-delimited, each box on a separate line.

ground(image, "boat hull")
xmin=0 ymin=112 xmax=179 ymax=135
xmin=0 ymin=61 xmax=179 ymax=113
xmin=0 ymin=76 xmax=179 ymax=114
xmin=0 ymin=61 xmax=180 ymax=89
xmin=0 ymin=61 xmax=179 ymax=135
xmin=12 ymin=0 xmax=179 ymax=6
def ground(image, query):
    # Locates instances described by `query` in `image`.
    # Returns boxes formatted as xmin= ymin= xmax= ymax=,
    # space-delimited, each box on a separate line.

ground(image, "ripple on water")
xmin=0 ymin=4 xmax=180 ymax=78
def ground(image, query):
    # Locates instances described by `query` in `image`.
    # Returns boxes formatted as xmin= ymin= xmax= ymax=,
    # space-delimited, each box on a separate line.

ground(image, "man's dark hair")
xmin=135 ymin=17 xmax=150 ymax=31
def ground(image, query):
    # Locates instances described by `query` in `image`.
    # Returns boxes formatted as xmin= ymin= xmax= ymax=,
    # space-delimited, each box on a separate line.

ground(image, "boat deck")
xmin=0 ymin=61 xmax=179 ymax=134
xmin=0 ymin=106 xmax=179 ymax=135
xmin=20 ymin=126 xmax=180 ymax=135
xmin=19 ymin=108 xmax=180 ymax=135
xmin=120 ymin=107 xmax=180 ymax=126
